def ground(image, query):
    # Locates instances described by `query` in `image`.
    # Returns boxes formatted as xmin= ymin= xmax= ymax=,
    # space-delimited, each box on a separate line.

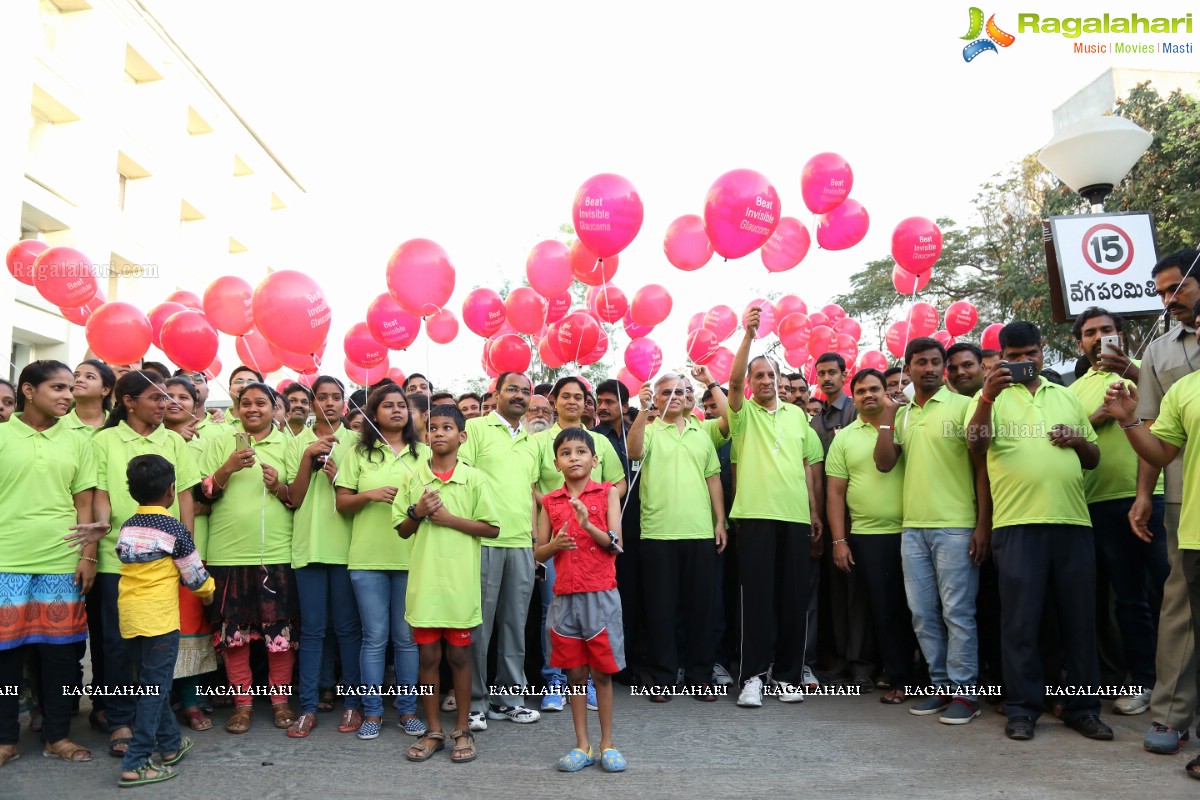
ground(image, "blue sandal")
xmin=600 ymin=747 xmax=627 ymax=772
xmin=557 ymin=746 xmax=595 ymax=772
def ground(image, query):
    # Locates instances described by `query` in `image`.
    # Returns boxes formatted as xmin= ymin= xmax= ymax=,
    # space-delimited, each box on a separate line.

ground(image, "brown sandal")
xmin=337 ymin=708 xmax=363 ymax=733
xmin=43 ymin=738 xmax=93 ymax=762
xmin=406 ymin=730 xmax=446 ymax=762
xmin=287 ymin=713 xmax=317 ymax=738
xmin=273 ymin=702 xmax=297 ymax=729
xmin=0 ymin=744 xmax=20 ymax=768
xmin=225 ymin=705 xmax=253 ymax=734
xmin=449 ymin=729 xmax=476 ymax=764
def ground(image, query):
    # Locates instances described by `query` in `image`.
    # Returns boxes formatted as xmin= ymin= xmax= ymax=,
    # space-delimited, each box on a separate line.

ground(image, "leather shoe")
xmin=1005 ymin=716 xmax=1035 ymax=740
xmin=1065 ymin=714 xmax=1113 ymax=740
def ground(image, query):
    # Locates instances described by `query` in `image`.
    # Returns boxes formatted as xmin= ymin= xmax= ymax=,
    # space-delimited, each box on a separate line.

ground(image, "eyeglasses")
xmin=188 ymin=373 xmax=207 ymax=383
xmin=230 ymin=378 xmax=252 ymax=386
xmin=503 ymin=385 xmax=531 ymax=396
xmin=660 ymin=389 xmax=686 ymax=397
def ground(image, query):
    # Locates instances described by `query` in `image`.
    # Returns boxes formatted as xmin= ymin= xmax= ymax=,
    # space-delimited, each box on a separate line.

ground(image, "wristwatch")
xmin=406 ymin=504 xmax=425 ymax=523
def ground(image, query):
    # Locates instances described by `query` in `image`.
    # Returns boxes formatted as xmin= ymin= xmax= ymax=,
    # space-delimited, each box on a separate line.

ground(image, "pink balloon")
xmin=525 ymin=240 xmax=573 ymax=297
xmin=687 ymin=311 xmax=706 ymax=334
xmin=624 ymin=337 xmax=663 ymax=383
xmin=777 ymin=313 xmax=813 ymax=350
xmin=835 ymin=333 xmax=858 ymax=364
xmin=981 ymin=323 xmax=1003 ymax=352
xmin=386 ymin=367 xmax=407 ymax=385
xmin=858 ymin=350 xmax=888 ymax=371
xmin=545 ymin=292 xmax=571 ymax=323
xmin=586 ymin=283 xmax=628 ymax=324
xmin=807 ymin=311 xmax=829 ymax=329
xmin=707 ymin=347 xmax=735 ymax=384
xmin=252 ymin=270 xmax=331 ymax=355
xmin=203 ymin=276 xmax=255 ymax=336
xmin=572 ymin=173 xmax=644 ymax=259
xmin=663 ymin=214 xmax=714 ymax=271
xmin=702 ymin=305 xmax=738 ymax=342
xmin=821 ymin=304 xmax=847 ymax=325
xmin=568 ymin=240 xmax=618 ymax=286
xmin=489 ymin=333 xmax=532 ymax=373
xmin=622 ymin=310 xmax=654 ymax=340
xmin=885 ymin=321 xmax=913 ymax=359
xmin=703 ymin=169 xmax=781 ymax=259
xmin=33 ymin=247 xmax=98 ymax=308
xmin=833 ymin=317 xmax=862 ymax=341
xmin=630 ymin=284 xmax=673 ymax=327
xmin=7 ymin=240 xmax=47 ymax=286
xmin=807 ymin=325 xmax=835 ymax=360
xmin=760 ymin=217 xmax=811 ymax=273
xmin=236 ymin=329 xmax=283 ymax=375
xmin=462 ymin=288 xmax=506 ymax=338
xmin=85 ymin=302 xmax=151 ymax=366
xmin=891 ymin=217 xmax=943 ymax=275
xmin=617 ymin=367 xmax=642 ymax=398
xmin=579 ymin=328 xmax=609 ymax=367
xmin=931 ymin=330 xmax=955 ymax=348
xmin=203 ymin=355 xmax=222 ymax=381
xmin=386 ymin=238 xmax=455 ymax=317
xmin=425 ymin=308 xmax=459 ymax=344
xmin=503 ymin=286 xmax=546 ymax=334
xmin=160 ymin=311 xmax=219 ymax=373
xmin=816 ymin=199 xmax=870 ymax=251
xmin=60 ymin=288 xmax=105 ymax=326
xmin=538 ymin=336 xmax=565 ymax=369
xmin=892 ymin=264 xmax=931 ymax=296
xmin=744 ymin=299 xmax=776 ymax=339
xmin=345 ymin=357 xmax=390 ymax=387
xmin=784 ymin=348 xmax=809 ymax=369
xmin=944 ymin=300 xmax=979 ymax=337
xmin=269 ymin=340 xmax=327 ymax=373
xmin=367 ymin=293 xmax=421 ymax=350
xmin=557 ymin=311 xmax=600 ymax=362
xmin=906 ymin=302 xmax=939 ymax=338
xmin=345 ymin=321 xmax=388 ymax=369
xmin=801 ymin=152 xmax=854 ymax=214
xmin=165 ymin=290 xmax=203 ymax=311
xmin=773 ymin=295 xmax=808 ymax=321
xmin=148 ymin=302 xmax=188 ymax=349
xmin=687 ymin=328 xmax=719 ymax=364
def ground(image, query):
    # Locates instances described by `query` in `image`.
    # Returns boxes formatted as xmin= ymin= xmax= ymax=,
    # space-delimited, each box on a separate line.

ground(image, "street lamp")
xmin=1037 ymin=115 xmax=1153 ymax=211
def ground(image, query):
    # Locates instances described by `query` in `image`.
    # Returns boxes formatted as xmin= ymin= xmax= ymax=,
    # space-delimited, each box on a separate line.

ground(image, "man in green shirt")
xmin=965 ymin=321 xmax=1108 ymax=742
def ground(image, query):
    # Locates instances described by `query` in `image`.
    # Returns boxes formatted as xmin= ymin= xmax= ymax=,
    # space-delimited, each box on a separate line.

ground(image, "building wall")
xmin=1052 ymin=68 xmax=1200 ymax=131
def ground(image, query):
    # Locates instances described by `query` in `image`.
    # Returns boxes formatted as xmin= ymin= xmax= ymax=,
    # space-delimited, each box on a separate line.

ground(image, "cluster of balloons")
xmin=882 ymin=300 xmax=980 ymax=358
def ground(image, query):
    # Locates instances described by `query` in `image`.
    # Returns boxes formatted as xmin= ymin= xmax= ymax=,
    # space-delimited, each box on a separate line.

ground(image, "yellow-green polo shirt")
xmin=965 ymin=379 xmax=1097 ymax=528
xmin=292 ymin=425 xmax=358 ymax=568
xmin=640 ymin=417 xmax=721 ymax=540
xmin=337 ymin=440 xmax=429 ymax=570
xmin=185 ymin=435 xmax=210 ymax=560
xmin=0 ymin=414 xmax=96 ymax=573
xmin=62 ymin=408 xmax=102 ymax=438
xmin=1148 ymin=371 xmax=1200 ymax=549
xmin=825 ymin=418 xmax=904 ymax=534
xmin=201 ymin=427 xmax=298 ymax=566
xmin=701 ymin=417 xmax=730 ymax=450
xmin=730 ymin=414 xmax=822 ymax=465
xmin=727 ymin=399 xmax=812 ymax=524
xmin=195 ymin=412 xmax=224 ymax=438
xmin=895 ymin=387 xmax=976 ymax=529
xmin=94 ymin=421 xmax=200 ymax=574
xmin=534 ymin=424 xmax=625 ymax=495
xmin=460 ymin=413 xmax=539 ymax=548
xmin=1070 ymin=367 xmax=1163 ymax=503
xmin=397 ymin=460 xmax=499 ymax=628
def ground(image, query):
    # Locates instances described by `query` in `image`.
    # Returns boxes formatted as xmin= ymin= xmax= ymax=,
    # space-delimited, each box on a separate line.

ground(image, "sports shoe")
xmin=1114 ymin=689 xmax=1152 ymax=716
xmin=487 ymin=704 xmax=540 ymax=724
xmin=712 ymin=664 xmax=734 ymax=686
xmin=541 ymin=683 xmax=565 ymax=713
xmin=586 ymin=677 xmax=598 ymax=711
xmin=398 ymin=716 xmax=427 ymax=736
xmin=467 ymin=711 xmax=487 ymax=732
xmin=737 ymin=676 xmax=763 ymax=708
xmin=778 ymin=683 xmax=805 ymax=703
xmin=802 ymin=666 xmax=820 ymax=690
xmin=939 ymin=698 xmax=981 ymax=725
xmin=909 ymin=695 xmax=951 ymax=716
xmin=1144 ymin=723 xmax=1189 ymax=754
xmin=356 ymin=720 xmax=381 ymax=740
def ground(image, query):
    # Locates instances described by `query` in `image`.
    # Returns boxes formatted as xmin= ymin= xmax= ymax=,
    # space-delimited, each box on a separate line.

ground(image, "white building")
xmin=1052 ymin=67 xmax=1200 ymax=131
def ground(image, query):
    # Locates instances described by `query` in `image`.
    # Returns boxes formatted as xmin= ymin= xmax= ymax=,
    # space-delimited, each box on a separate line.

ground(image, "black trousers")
xmin=850 ymin=534 xmax=915 ymax=684
xmin=0 ymin=642 xmax=80 ymax=746
xmin=991 ymin=524 xmax=1101 ymax=721
xmin=641 ymin=539 xmax=716 ymax=687
xmin=736 ymin=519 xmax=811 ymax=685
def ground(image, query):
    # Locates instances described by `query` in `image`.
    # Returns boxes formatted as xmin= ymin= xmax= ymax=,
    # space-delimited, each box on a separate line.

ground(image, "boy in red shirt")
xmin=535 ymin=427 xmax=625 ymax=773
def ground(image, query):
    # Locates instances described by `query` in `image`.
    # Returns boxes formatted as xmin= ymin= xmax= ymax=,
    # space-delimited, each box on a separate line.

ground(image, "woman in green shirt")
xmin=0 ymin=378 xmax=14 ymax=423
xmin=66 ymin=359 xmax=114 ymax=434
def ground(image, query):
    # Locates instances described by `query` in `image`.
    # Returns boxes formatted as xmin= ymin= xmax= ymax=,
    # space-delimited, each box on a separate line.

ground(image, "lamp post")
xmin=1037 ymin=115 xmax=1153 ymax=211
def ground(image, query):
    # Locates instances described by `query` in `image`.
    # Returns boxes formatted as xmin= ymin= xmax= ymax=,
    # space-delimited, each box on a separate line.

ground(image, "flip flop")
xmin=161 ymin=737 xmax=193 ymax=766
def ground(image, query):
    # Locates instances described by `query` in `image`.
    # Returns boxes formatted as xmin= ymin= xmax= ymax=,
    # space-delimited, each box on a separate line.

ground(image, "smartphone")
xmin=1100 ymin=335 xmax=1121 ymax=357
xmin=1004 ymin=361 xmax=1038 ymax=383
xmin=234 ymin=432 xmax=254 ymax=453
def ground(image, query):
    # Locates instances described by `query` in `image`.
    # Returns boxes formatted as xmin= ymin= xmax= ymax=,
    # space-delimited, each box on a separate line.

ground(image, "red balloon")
xmin=760 ymin=217 xmax=811 ymax=273
xmin=858 ymin=350 xmax=888 ymax=371
xmin=707 ymin=347 xmax=734 ymax=384
xmin=807 ymin=325 xmax=835 ymax=360
xmin=885 ymin=321 xmax=913 ymax=358
xmin=569 ymin=240 xmax=619 ymax=286
xmin=833 ymin=317 xmax=862 ymax=341
xmin=816 ymin=199 xmax=870 ymax=251
xmin=236 ymin=329 xmax=284 ymax=375
xmin=556 ymin=311 xmax=600 ymax=362
xmin=617 ymin=367 xmax=642 ymax=398
xmin=425 ymin=308 xmax=459 ymax=344
xmin=687 ymin=311 xmax=706 ymax=334
xmin=702 ymin=305 xmax=738 ymax=342
xmin=505 ymin=287 xmax=548 ymax=334
xmin=687 ymin=328 xmax=719 ymax=364
xmin=203 ymin=276 xmax=255 ymax=336
xmin=624 ymin=337 xmax=663 ymax=382
xmin=253 ymin=270 xmax=330 ymax=355
xmin=203 ymin=355 xmax=222 ymax=381
xmin=345 ymin=322 xmax=387 ymax=369
xmin=386 ymin=367 xmax=406 ymax=386
xmin=387 ymin=239 xmax=455 ymax=317
xmin=906 ymin=302 xmax=939 ymax=338
xmin=165 ymin=290 xmax=203 ymax=310
xmin=931 ymin=330 xmax=955 ymax=348
xmin=545 ymin=292 xmax=571 ymax=324
xmin=60 ymin=288 xmax=106 ymax=326
xmin=663 ymin=214 xmax=714 ymax=272
xmin=160 ymin=310 xmax=219 ymax=373
xmin=462 ymin=288 xmax=506 ymax=338
xmin=703 ymin=169 xmax=781 ymax=259
xmin=579 ymin=328 xmax=609 ymax=367
xmin=572 ymin=173 xmax=644 ymax=259
xmin=744 ymin=299 xmax=776 ymax=339
xmin=821 ymin=304 xmax=847 ymax=325
xmin=773 ymin=295 xmax=808 ymax=321
xmin=33 ymin=247 xmax=98 ymax=308
xmin=807 ymin=311 xmax=828 ymax=329
xmin=7 ymin=240 xmax=47 ymax=286
xmin=784 ymin=348 xmax=809 ymax=369
xmin=835 ymin=333 xmax=858 ymax=363
xmin=586 ymin=284 xmax=628 ymax=324
xmin=344 ymin=357 xmax=390 ymax=387
xmin=269 ymin=340 xmax=327 ymax=373
xmin=85 ymin=302 xmax=151 ymax=366
xmin=892 ymin=264 xmax=931 ymax=296
xmin=630 ymin=284 xmax=673 ymax=327
xmin=981 ymin=323 xmax=1003 ymax=352
xmin=148 ymin=302 xmax=188 ymax=349
xmin=622 ymin=310 xmax=654 ymax=340
xmin=777 ymin=313 xmax=813 ymax=350
xmin=891 ymin=217 xmax=943 ymax=275
xmin=944 ymin=301 xmax=979 ymax=337
xmin=366 ymin=293 xmax=421 ymax=350
xmin=801 ymin=152 xmax=853 ymax=214
xmin=489 ymin=333 xmax=532 ymax=373
xmin=275 ymin=378 xmax=294 ymax=394
xmin=538 ymin=336 xmax=565 ymax=369
xmin=526 ymin=240 xmax=573 ymax=297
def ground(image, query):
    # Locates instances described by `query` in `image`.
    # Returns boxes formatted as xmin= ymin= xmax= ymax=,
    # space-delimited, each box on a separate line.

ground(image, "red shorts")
xmin=412 ymin=627 xmax=473 ymax=647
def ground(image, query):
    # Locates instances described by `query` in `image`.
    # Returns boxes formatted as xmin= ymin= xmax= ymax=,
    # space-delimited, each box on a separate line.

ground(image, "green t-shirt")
xmin=894 ymin=387 xmax=976 ymax=529
xmin=1148 ymin=370 xmax=1200 ymax=549
xmin=0 ymin=414 xmax=97 ymax=573
xmin=1069 ymin=368 xmax=1163 ymax=503
xmin=62 ymin=408 xmax=102 ymax=438
xmin=201 ymin=427 xmax=299 ymax=566
xmin=728 ymin=399 xmax=812 ymax=523
xmin=534 ymin=424 xmax=625 ymax=495
xmin=397 ymin=460 xmax=499 ymax=628
xmin=731 ymin=413 xmax=823 ymax=465
xmin=94 ymin=421 xmax=200 ymax=574
xmin=965 ymin=379 xmax=1097 ymax=528
xmin=825 ymin=418 xmax=904 ymax=534
xmin=640 ymin=417 xmax=721 ymax=540
xmin=291 ymin=425 xmax=358 ymax=568
xmin=337 ymin=439 xmax=430 ymax=570
xmin=701 ymin=417 xmax=730 ymax=449
xmin=460 ymin=414 xmax=539 ymax=548
xmin=184 ymin=435 xmax=209 ymax=560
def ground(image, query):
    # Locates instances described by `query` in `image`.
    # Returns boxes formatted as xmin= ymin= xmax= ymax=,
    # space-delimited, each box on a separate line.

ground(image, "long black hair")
xmin=16 ymin=360 xmax=71 ymax=412
xmin=357 ymin=384 xmax=419 ymax=463
xmin=78 ymin=359 xmax=116 ymax=412
xmin=103 ymin=371 xmax=165 ymax=430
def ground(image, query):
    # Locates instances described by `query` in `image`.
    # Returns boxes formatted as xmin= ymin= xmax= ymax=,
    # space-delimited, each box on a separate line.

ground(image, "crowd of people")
xmin=3 ymin=247 xmax=1200 ymax=782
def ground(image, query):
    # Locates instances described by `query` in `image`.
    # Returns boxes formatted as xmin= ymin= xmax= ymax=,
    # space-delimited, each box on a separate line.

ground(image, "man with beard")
xmin=946 ymin=343 xmax=985 ymax=397
xmin=523 ymin=394 xmax=553 ymax=433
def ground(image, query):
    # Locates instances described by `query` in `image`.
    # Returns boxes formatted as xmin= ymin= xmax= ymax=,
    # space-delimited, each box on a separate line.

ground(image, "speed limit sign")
xmin=1048 ymin=212 xmax=1160 ymax=318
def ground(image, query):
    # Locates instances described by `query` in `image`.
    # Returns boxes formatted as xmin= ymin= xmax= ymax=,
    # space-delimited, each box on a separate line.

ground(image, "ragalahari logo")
xmin=962 ymin=7 xmax=1016 ymax=61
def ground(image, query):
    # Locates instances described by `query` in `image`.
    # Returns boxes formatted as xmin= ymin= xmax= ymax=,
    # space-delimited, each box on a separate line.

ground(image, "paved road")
xmin=6 ymin=687 xmax=1200 ymax=799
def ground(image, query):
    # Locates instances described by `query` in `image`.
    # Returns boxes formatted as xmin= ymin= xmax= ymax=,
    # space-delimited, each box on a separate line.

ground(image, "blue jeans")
xmin=122 ymin=631 xmax=180 ymax=771
xmin=539 ymin=558 xmax=566 ymax=685
xmin=295 ymin=564 xmax=363 ymax=714
xmin=350 ymin=570 xmax=417 ymax=717
xmin=901 ymin=528 xmax=979 ymax=699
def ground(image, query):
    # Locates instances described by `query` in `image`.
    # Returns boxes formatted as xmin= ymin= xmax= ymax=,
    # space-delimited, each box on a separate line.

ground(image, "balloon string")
xmin=899 ymin=272 xmax=918 ymax=367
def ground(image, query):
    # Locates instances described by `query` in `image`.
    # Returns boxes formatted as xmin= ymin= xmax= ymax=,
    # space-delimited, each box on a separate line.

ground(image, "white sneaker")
xmin=1114 ymin=689 xmax=1152 ymax=715
xmin=712 ymin=664 xmax=733 ymax=686
xmin=467 ymin=710 xmax=487 ymax=731
xmin=486 ymin=704 xmax=541 ymax=723
xmin=737 ymin=676 xmax=763 ymax=708
xmin=778 ymin=683 xmax=805 ymax=703
xmin=802 ymin=666 xmax=820 ymax=690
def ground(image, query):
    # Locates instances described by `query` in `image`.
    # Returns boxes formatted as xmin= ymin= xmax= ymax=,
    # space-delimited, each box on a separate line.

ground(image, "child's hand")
xmin=429 ymin=506 xmax=453 ymax=526
xmin=414 ymin=488 xmax=441 ymax=517
xmin=201 ymin=593 xmax=214 ymax=606
xmin=569 ymin=497 xmax=588 ymax=528
xmin=552 ymin=523 xmax=577 ymax=551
